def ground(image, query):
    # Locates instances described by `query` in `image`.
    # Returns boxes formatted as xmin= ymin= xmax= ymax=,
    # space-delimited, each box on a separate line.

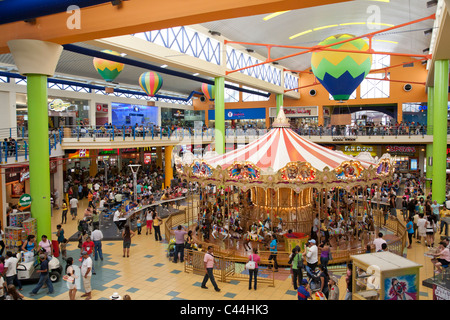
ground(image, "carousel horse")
xmin=211 ymin=224 xmax=230 ymax=240
xmin=243 ymin=231 xmax=266 ymax=251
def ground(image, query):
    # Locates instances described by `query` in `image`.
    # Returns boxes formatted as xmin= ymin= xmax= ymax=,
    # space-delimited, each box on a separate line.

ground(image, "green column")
xmin=276 ymin=93 xmax=284 ymax=116
xmin=426 ymin=86 xmax=434 ymax=193
xmin=432 ymin=60 xmax=449 ymax=204
xmin=214 ymin=77 xmax=225 ymax=155
xmin=27 ymin=74 xmax=52 ymax=240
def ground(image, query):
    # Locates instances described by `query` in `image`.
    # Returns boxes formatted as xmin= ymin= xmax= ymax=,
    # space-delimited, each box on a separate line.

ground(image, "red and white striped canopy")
xmin=204 ymin=127 xmax=376 ymax=172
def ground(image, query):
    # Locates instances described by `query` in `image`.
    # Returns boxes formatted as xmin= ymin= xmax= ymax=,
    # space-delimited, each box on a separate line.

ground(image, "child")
xmin=328 ymin=276 xmax=340 ymax=300
xmin=60 ymin=238 xmax=68 ymax=261
xmin=137 ymin=218 xmax=142 ymax=235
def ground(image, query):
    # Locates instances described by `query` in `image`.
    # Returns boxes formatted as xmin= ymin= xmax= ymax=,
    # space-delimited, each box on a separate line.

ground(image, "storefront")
xmin=383 ymin=145 xmax=423 ymax=173
xmin=112 ymin=102 xmax=158 ymax=128
xmin=16 ymin=93 xmax=90 ymax=130
xmin=161 ymin=108 xmax=205 ymax=128
xmin=208 ymin=108 xmax=266 ymax=129
xmin=269 ymin=106 xmax=318 ymax=128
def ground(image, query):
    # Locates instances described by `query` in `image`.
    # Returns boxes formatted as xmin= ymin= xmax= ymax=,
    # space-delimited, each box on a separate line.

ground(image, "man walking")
xmin=3 ymin=251 xmax=22 ymax=291
xmin=91 ymin=226 xmax=104 ymax=261
xmin=30 ymin=253 xmax=54 ymax=296
xmin=173 ymin=225 xmax=187 ymax=263
xmin=69 ymin=196 xmax=79 ymax=220
xmin=201 ymin=246 xmax=221 ymax=292
xmin=80 ymin=250 xmax=93 ymax=300
xmin=268 ymin=234 xmax=279 ymax=272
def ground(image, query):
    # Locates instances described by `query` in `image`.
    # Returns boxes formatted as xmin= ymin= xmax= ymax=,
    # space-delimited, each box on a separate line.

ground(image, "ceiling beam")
xmin=0 ymin=0 xmax=353 ymax=54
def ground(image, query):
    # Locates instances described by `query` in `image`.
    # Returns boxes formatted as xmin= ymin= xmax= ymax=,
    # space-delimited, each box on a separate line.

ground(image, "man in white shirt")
xmin=303 ymin=239 xmax=318 ymax=278
xmin=94 ymin=182 xmax=100 ymax=192
xmin=91 ymin=226 xmax=104 ymax=261
xmin=3 ymin=251 xmax=22 ymax=290
xmin=416 ymin=214 xmax=427 ymax=245
xmin=69 ymin=197 xmax=78 ymax=220
xmin=373 ymin=232 xmax=387 ymax=252
xmin=80 ymin=251 xmax=93 ymax=300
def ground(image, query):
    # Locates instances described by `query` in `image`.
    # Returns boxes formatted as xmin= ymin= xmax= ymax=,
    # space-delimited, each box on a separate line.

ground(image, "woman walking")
xmin=65 ymin=257 xmax=80 ymax=300
xmin=122 ymin=225 xmax=135 ymax=258
xmin=61 ymin=200 xmax=68 ymax=224
xmin=289 ymin=246 xmax=303 ymax=290
xmin=247 ymin=248 xmax=261 ymax=290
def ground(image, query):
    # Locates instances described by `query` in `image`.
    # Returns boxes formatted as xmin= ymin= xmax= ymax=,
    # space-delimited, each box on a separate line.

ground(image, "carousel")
xmin=175 ymin=107 xmax=395 ymax=257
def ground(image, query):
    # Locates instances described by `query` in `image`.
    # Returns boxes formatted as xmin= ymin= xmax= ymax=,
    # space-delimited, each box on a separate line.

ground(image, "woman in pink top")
xmin=431 ymin=241 xmax=450 ymax=274
xmin=248 ymin=248 xmax=261 ymax=290
xmin=39 ymin=235 xmax=53 ymax=258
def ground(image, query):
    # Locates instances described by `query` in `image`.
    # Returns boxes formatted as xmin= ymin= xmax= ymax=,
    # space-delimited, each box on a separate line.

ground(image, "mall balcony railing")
xmin=62 ymin=125 xmax=216 ymax=142
xmin=0 ymin=131 xmax=62 ymax=164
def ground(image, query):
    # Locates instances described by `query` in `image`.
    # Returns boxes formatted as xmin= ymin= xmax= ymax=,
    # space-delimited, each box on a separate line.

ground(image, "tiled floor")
xmin=17 ymin=199 xmax=442 ymax=300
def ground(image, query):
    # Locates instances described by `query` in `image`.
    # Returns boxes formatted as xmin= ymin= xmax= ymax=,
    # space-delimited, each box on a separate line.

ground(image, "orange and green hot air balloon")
xmin=93 ymin=50 xmax=124 ymax=82
xmin=139 ymin=71 xmax=163 ymax=97
xmin=311 ymin=34 xmax=372 ymax=101
xmin=201 ymin=83 xmax=215 ymax=101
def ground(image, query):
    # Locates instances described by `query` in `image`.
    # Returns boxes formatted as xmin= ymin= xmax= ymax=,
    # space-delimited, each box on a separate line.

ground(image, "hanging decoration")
xmin=93 ymin=50 xmax=125 ymax=82
xmin=311 ymin=34 xmax=372 ymax=101
xmin=139 ymin=71 xmax=163 ymax=97
xmin=201 ymin=83 xmax=215 ymax=100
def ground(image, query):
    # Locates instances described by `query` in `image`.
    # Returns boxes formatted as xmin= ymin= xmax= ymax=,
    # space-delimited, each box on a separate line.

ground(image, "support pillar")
xmin=89 ymin=149 xmax=98 ymax=177
xmin=426 ymin=87 xmax=434 ymax=193
xmin=276 ymin=93 xmax=283 ymax=115
xmin=8 ymin=39 xmax=63 ymax=240
xmin=432 ymin=60 xmax=449 ymax=204
xmin=156 ymin=146 xmax=163 ymax=169
xmin=397 ymin=103 xmax=403 ymax=123
xmin=164 ymin=145 xmax=173 ymax=189
xmin=214 ymin=77 xmax=225 ymax=155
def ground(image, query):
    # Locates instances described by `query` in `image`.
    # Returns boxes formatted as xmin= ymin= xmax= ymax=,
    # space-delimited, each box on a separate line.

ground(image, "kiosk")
xmin=351 ymin=252 xmax=422 ymax=300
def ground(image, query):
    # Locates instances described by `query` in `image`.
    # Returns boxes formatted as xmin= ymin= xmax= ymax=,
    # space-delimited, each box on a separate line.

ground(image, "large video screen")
xmin=111 ymin=102 xmax=158 ymax=127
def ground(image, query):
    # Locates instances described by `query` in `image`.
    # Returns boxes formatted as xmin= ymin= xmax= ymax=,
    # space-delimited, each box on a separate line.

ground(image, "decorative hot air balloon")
xmin=201 ymin=83 xmax=215 ymax=101
xmin=93 ymin=50 xmax=124 ymax=82
xmin=139 ymin=71 xmax=163 ymax=97
xmin=311 ymin=34 xmax=372 ymax=101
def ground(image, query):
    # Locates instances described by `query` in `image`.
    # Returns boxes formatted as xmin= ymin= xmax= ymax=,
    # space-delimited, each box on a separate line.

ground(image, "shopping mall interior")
xmin=0 ymin=0 xmax=449 ymax=305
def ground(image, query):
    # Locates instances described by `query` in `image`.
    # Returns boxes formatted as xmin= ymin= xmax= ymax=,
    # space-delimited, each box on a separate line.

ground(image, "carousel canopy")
xmin=177 ymin=106 xmax=393 ymax=187
xmin=204 ymin=107 xmax=375 ymax=172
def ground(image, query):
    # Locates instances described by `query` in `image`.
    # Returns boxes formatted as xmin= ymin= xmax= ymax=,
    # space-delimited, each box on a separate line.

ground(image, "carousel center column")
xmin=214 ymin=77 xmax=225 ymax=155
xmin=8 ymin=39 xmax=63 ymax=240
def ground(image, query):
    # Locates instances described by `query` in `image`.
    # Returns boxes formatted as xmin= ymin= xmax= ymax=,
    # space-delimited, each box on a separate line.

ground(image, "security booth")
xmin=350 ymin=252 xmax=422 ymax=300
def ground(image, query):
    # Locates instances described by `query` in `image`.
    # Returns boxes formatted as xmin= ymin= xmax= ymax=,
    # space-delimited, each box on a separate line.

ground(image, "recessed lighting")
xmin=193 ymin=73 xmax=200 ymax=76
xmin=263 ymin=11 xmax=290 ymax=21
xmin=160 ymin=64 xmax=168 ymax=68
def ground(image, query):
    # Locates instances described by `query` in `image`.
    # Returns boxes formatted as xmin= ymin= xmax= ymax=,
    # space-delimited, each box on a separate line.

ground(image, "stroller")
xmin=306 ymin=266 xmax=322 ymax=293
xmin=166 ymin=238 xmax=176 ymax=261
xmin=78 ymin=219 xmax=92 ymax=234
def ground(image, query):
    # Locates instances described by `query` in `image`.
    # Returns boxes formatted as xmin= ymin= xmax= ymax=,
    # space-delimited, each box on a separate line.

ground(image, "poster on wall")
xmin=384 ymin=275 xmax=417 ymax=300
xmin=11 ymin=182 xmax=25 ymax=198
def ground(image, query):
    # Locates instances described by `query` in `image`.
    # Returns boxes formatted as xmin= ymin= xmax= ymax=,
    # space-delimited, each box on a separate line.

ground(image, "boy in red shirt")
xmin=81 ymin=236 xmax=96 ymax=275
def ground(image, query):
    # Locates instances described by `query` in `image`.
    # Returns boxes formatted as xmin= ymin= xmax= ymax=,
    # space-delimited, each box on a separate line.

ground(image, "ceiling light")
xmin=289 ymin=29 xmax=312 ymax=40
xmin=263 ymin=11 xmax=290 ymax=21
xmin=193 ymin=73 xmax=200 ymax=76
xmin=340 ymin=22 xmax=366 ymax=26
xmin=160 ymin=64 xmax=168 ymax=68
xmin=208 ymin=30 xmax=221 ymax=36
xmin=427 ymin=0 xmax=438 ymax=8
xmin=374 ymin=39 xmax=398 ymax=44
xmin=313 ymin=24 xmax=339 ymax=31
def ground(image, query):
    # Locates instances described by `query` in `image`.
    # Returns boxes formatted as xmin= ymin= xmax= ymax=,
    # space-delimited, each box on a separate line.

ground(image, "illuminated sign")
xmin=386 ymin=145 xmax=416 ymax=155
xmin=49 ymin=99 xmax=71 ymax=112
xmin=342 ymin=145 xmax=376 ymax=156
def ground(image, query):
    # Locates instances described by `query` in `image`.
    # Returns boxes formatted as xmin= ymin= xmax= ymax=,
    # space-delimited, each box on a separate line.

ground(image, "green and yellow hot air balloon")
xmin=311 ymin=34 xmax=372 ymax=101
xmin=93 ymin=50 xmax=125 ymax=82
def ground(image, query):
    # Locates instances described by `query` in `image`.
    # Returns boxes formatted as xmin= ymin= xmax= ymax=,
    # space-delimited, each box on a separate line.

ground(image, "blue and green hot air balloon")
xmin=311 ymin=34 xmax=372 ymax=101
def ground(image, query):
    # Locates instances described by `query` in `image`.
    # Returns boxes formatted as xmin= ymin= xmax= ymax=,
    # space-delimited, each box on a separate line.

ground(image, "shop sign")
xmin=68 ymin=149 xmax=90 ymax=159
xmin=5 ymin=167 xmax=21 ymax=184
xmin=342 ymin=145 xmax=376 ymax=156
xmin=99 ymin=149 xmax=117 ymax=155
xmin=269 ymin=106 xmax=317 ymax=118
xmin=48 ymin=99 xmax=71 ymax=112
xmin=20 ymin=170 xmax=30 ymax=182
xmin=121 ymin=148 xmax=137 ymax=154
xmin=144 ymin=153 xmax=152 ymax=164
xmin=386 ymin=145 xmax=416 ymax=155
xmin=209 ymin=108 xmax=266 ymax=120
xmin=172 ymin=109 xmax=185 ymax=119
xmin=19 ymin=193 xmax=32 ymax=207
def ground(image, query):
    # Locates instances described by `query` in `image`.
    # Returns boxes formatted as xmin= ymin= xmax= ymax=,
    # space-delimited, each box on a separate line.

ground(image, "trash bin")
xmin=52 ymin=240 xmax=60 ymax=258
